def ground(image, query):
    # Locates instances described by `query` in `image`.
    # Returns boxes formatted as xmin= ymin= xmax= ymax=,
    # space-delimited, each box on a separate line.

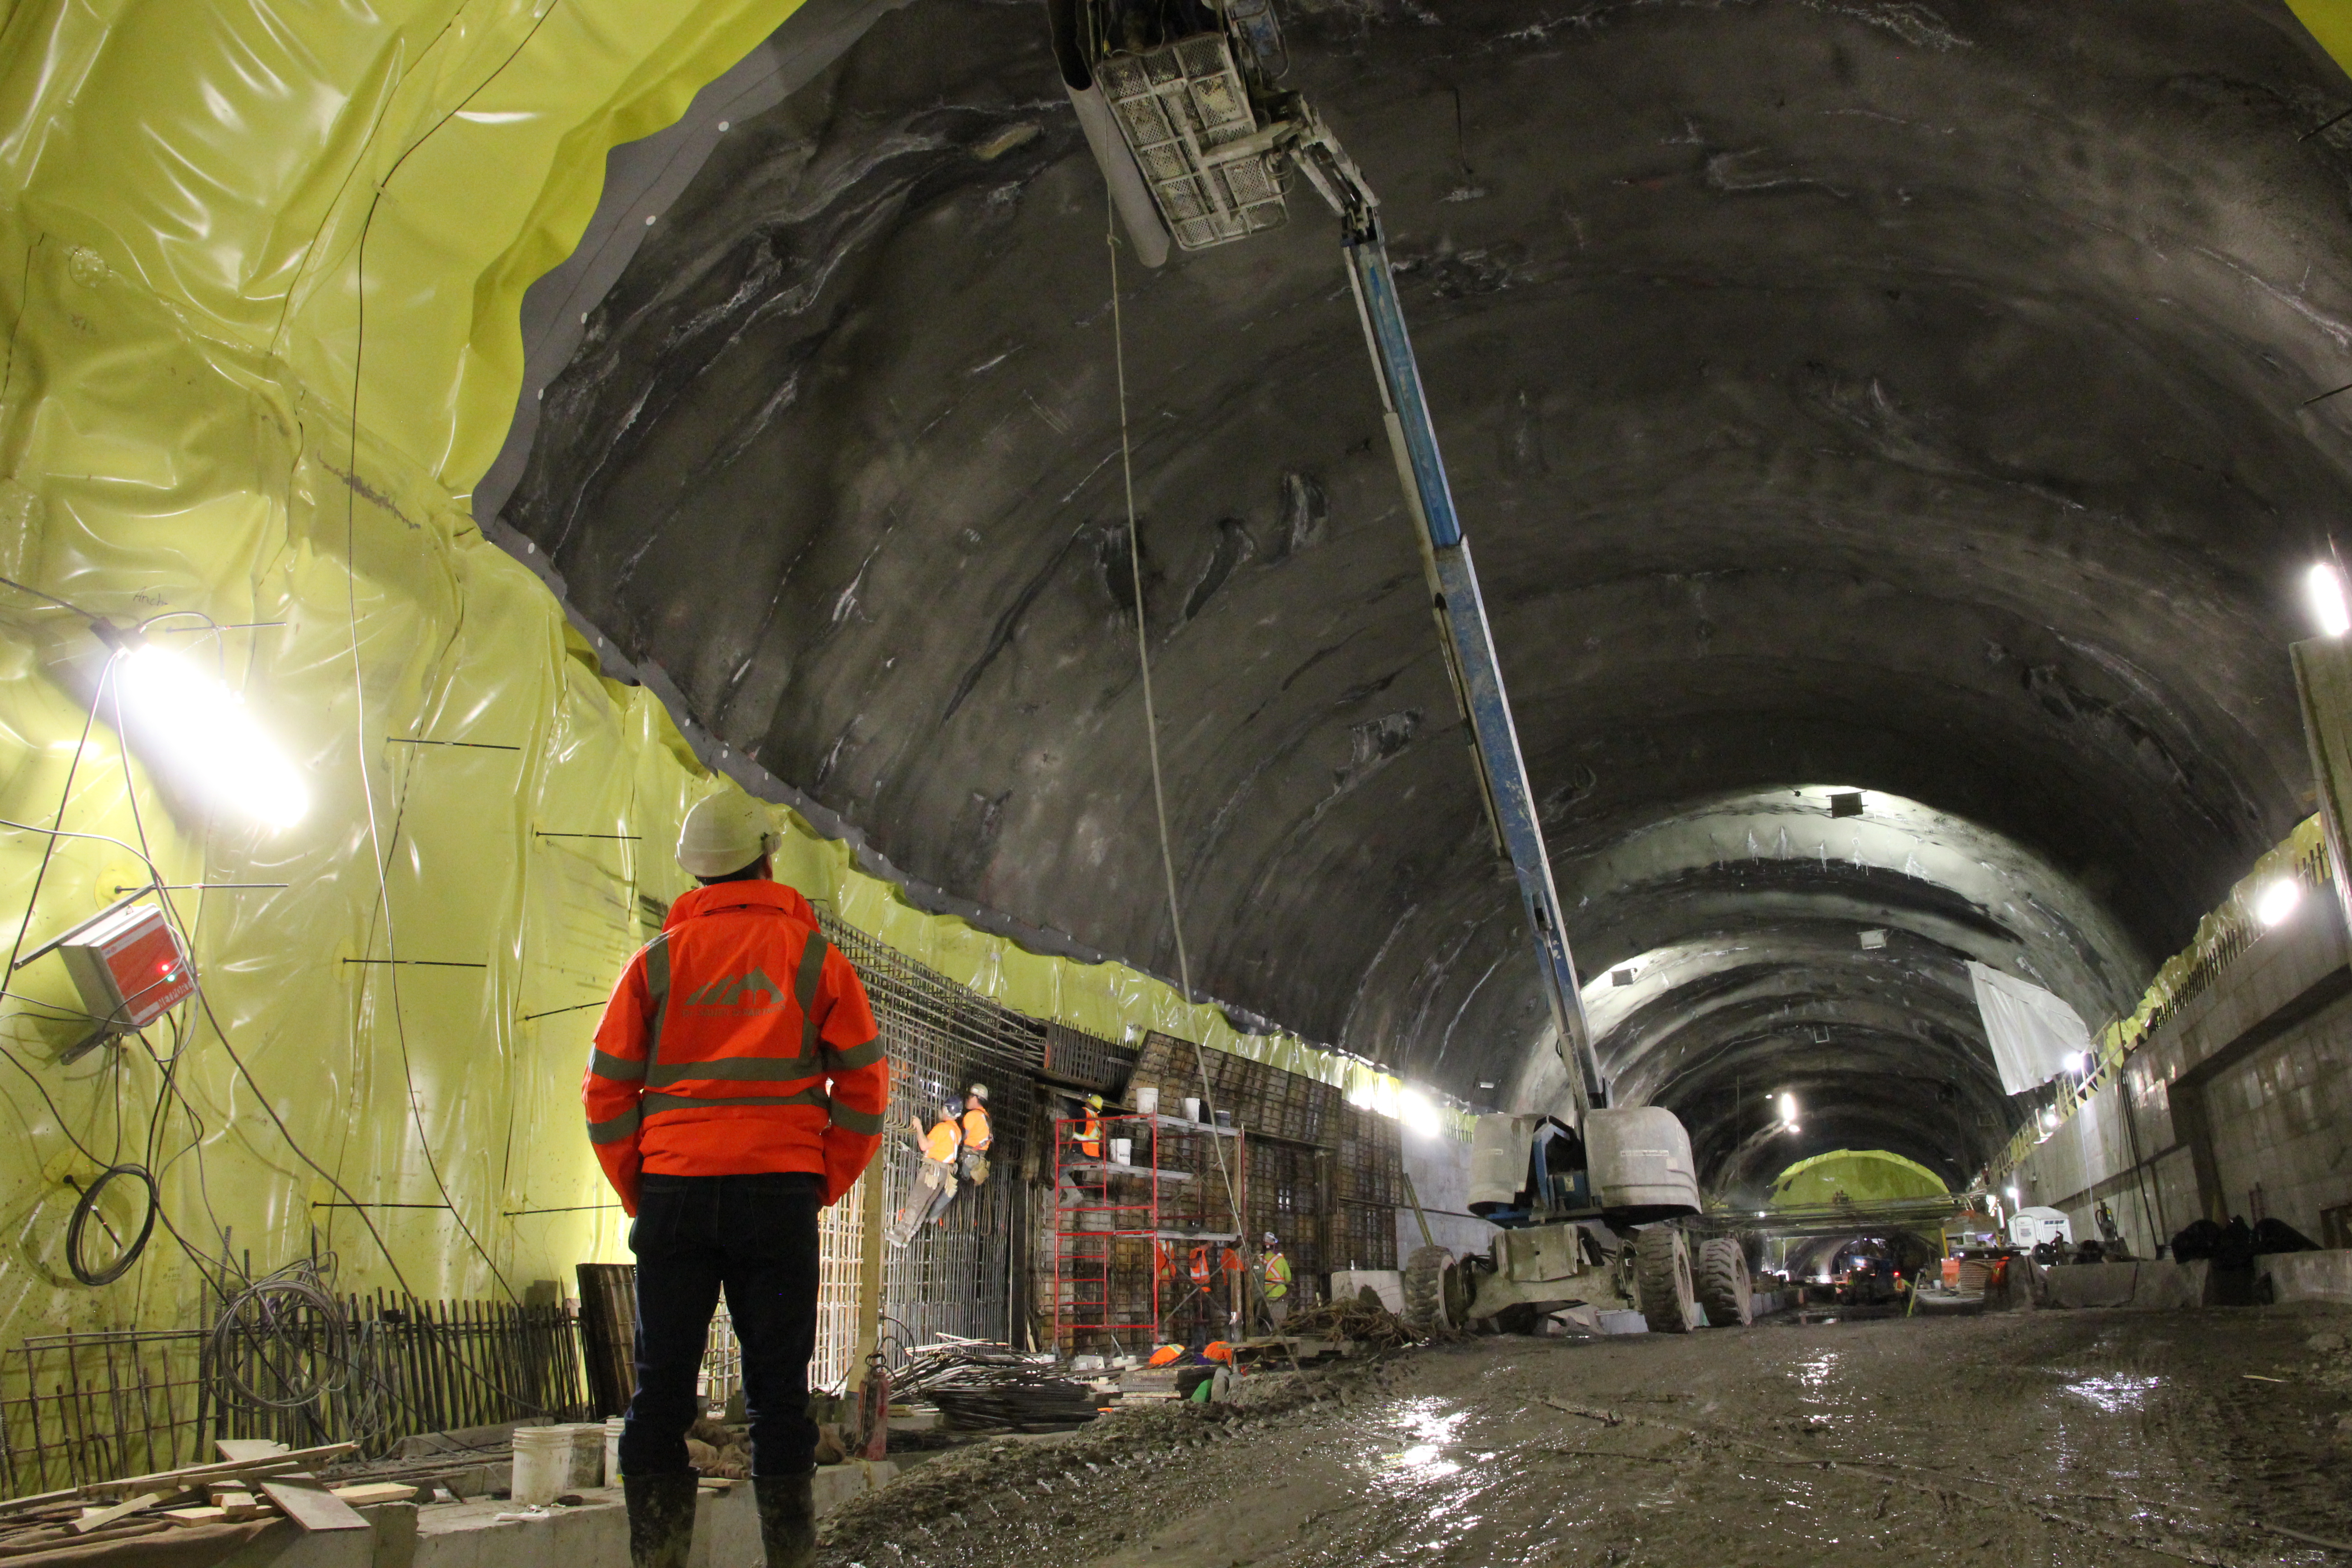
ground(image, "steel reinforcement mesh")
xmin=818 ymin=911 xmax=1047 ymax=1362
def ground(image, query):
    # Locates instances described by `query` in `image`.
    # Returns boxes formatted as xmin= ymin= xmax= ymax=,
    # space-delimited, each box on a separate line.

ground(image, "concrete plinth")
xmin=2037 ymin=1261 xmax=2206 ymax=1309
xmin=2257 ymin=1248 xmax=2352 ymax=1305
xmin=218 ymin=1463 xmax=903 ymax=1568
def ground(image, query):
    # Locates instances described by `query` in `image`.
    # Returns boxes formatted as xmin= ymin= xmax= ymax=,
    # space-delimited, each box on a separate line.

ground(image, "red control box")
xmin=60 ymin=903 xmax=195 ymax=1030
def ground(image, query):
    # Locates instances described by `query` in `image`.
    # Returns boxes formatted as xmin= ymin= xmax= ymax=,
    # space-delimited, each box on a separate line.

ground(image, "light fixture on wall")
xmin=2255 ymin=878 xmax=2301 ymax=927
xmin=1396 ymin=1087 xmax=1441 ymax=1140
xmin=2307 ymin=562 xmax=2351 ymax=637
xmin=98 ymin=625 xmax=309 ymax=828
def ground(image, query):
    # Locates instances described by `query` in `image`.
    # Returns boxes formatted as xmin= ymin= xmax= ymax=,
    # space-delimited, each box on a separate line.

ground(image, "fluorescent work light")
xmin=2255 ymin=878 xmax=2300 ymax=927
xmin=112 ymin=641 xmax=309 ymax=828
xmin=2307 ymin=563 xmax=2350 ymax=638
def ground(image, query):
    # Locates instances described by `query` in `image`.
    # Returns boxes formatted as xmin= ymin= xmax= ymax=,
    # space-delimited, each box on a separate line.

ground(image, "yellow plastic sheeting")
xmin=0 ymin=0 xmax=1401 ymax=1363
xmin=1770 ymin=1150 xmax=1948 ymax=1209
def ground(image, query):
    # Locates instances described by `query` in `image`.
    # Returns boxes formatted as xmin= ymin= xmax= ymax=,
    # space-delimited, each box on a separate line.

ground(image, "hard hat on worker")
xmin=676 ymin=792 xmax=779 ymax=879
xmin=1263 ymin=1232 xmax=1279 ymax=1247
xmin=1084 ymin=1093 xmax=1104 ymax=1111
xmin=968 ymin=1083 xmax=988 ymax=1101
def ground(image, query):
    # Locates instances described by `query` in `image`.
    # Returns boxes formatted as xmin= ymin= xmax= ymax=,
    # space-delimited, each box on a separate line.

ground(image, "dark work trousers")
xmin=620 ymin=1171 xmax=822 ymax=1479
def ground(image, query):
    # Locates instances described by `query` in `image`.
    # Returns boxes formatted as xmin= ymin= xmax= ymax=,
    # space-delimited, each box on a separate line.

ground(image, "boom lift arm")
xmin=1295 ymin=123 xmax=1609 ymax=1113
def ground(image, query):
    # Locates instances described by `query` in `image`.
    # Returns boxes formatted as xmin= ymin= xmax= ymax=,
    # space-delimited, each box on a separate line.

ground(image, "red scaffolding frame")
xmin=1049 ymin=1112 xmax=1245 ymax=1356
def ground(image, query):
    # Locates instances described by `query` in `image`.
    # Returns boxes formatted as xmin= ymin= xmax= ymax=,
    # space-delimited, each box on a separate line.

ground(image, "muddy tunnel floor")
xmin=821 ymin=1304 xmax=2352 ymax=1568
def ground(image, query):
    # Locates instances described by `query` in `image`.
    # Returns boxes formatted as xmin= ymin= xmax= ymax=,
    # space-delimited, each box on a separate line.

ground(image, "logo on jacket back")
xmin=683 ymin=968 xmax=789 ymax=1013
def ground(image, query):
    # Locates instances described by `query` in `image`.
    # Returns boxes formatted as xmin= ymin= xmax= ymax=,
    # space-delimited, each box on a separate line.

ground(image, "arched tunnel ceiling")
xmin=498 ymin=0 xmax=2352 ymax=1186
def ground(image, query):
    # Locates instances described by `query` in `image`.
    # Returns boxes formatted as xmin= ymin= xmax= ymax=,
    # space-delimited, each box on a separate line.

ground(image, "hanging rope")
xmin=1105 ymin=205 xmax=1287 ymax=1347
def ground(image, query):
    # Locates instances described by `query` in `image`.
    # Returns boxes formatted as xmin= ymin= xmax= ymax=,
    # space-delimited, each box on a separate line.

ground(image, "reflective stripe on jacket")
xmin=1077 ymin=1110 xmax=1102 ymax=1158
xmin=583 ymin=879 xmax=887 ymax=1214
xmin=961 ymin=1106 xmax=992 ymax=1152
xmin=1263 ymin=1253 xmax=1293 ymax=1300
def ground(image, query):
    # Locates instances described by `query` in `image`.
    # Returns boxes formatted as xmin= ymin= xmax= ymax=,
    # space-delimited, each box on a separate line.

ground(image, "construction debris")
xmin=891 ymin=1343 xmax=1098 ymax=1429
xmin=1279 ymin=1296 xmax=1424 ymax=1350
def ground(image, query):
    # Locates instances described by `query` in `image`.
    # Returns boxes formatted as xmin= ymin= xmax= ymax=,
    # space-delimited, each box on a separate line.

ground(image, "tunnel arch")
xmin=498 ymin=0 xmax=2352 ymax=1168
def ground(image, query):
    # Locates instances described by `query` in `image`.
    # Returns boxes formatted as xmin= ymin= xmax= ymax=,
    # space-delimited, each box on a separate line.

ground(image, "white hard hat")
xmin=968 ymin=1083 xmax=989 ymax=1100
xmin=676 ymin=792 xmax=778 ymax=878
xmin=1263 ymin=1231 xmax=1279 ymax=1246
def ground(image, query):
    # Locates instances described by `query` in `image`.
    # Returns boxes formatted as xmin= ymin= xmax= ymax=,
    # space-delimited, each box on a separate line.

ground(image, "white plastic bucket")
xmin=1135 ymin=1086 xmax=1160 ymax=1116
xmin=566 ymin=1424 xmax=604 ymax=1489
xmin=1183 ymin=1097 xmax=1201 ymax=1122
xmin=1109 ymin=1137 xmax=1132 ymax=1166
xmin=511 ymin=1424 xmax=572 ymax=1505
xmin=604 ymin=1416 xmax=625 ymax=1485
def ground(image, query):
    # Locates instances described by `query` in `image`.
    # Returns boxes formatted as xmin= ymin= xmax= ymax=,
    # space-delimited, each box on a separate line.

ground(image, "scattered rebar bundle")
xmin=890 ymin=1343 xmax=1098 ymax=1430
xmin=1280 ymin=1298 xmax=1421 ymax=1349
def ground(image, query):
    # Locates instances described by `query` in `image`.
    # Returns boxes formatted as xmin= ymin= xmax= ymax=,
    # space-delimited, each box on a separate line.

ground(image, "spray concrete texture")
xmin=495 ymin=0 xmax=2352 ymax=1196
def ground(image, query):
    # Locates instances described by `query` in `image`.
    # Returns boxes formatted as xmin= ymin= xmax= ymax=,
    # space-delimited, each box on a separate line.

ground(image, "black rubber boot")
xmin=752 ymin=1470 xmax=817 ymax=1568
xmin=624 ymin=1472 xmax=700 ymax=1568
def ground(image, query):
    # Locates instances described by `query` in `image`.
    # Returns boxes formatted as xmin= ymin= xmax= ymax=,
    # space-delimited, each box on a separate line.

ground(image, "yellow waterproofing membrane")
xmin=0 ymin=0 xmax=1398 ymax=1357
xmin=1769 ymin=1150 xmax=1948 ymax=1209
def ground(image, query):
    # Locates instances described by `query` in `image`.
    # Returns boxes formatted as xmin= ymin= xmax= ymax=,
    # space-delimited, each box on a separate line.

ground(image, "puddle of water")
xmin=1362 ymin=1396 xmax=1472 ymax=1485
xmin=2062 ymin=1373 xmax=2161 ymax=1414
xmin=1794 ymin=1350 xmax=1842 ymax=1404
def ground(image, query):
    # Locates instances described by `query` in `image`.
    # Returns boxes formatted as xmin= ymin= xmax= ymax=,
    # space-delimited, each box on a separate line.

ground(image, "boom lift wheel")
xmin=1635 ymin=1227 xmax=1699 ymax=1333
xmin=1695 ymin=1236 xmax=1753 ymax=1327
xmin=1403 ymin=1244 xmax=1458 ymax=1333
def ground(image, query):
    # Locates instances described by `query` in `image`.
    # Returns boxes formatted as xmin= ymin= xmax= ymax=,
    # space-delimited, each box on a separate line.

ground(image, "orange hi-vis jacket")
xmin=961 ymin=1105 xmax=992 ymax=1153
xmin=920 ymin=1117 xmax=961 ymax=1164
xmin=583 ymin=879 xmax=887 ymax=1215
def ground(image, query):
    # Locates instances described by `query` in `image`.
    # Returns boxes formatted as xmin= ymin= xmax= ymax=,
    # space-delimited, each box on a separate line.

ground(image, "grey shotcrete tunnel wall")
xmin=477 ymin=0 xmax=2352 ymax=1192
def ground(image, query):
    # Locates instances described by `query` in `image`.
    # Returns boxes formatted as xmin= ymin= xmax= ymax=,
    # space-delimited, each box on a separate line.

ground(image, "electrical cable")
xmin=1 ymin=665 xmax=110 ymax=985
xmin=65 ymin=1163 xmax=157 ymax=1286
xmin=0 ymin=573 xmax=104 ymax=624
xmin=324 ymin=7 xmax=568 ymax=1313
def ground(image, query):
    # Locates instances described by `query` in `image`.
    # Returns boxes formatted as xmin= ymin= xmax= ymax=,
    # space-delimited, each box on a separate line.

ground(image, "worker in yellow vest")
xmin=886 ymin=1102 xmax=962 ymax=1246
xmin=959 ymin=1083 xmax=992 ymax=1186
xmin=1260 ymin=1232 xmax=1294 ymax=1328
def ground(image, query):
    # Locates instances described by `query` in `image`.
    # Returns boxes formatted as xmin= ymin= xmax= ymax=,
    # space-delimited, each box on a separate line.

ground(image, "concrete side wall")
xmin=2016 ymin=895 xmax=2352 ymax=1249
xmin=1400 ymin=1129 xmax=1496 ymax=1264
xmin=2206 ymin=993 xmax=2352 ymax=1234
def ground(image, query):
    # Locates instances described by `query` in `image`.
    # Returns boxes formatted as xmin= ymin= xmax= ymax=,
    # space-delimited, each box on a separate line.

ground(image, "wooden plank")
xmin=0 ymin=1442 xmax=354 ymax=1515
xmin=211 ymin=1441 xmax=288 ymax=1464
xmin=162 ymin=1507 xmax=228 ymax=1525
xmin=327 ymin=1484 xmax=417 ymax=1507
xmin=210 ymin=1489 xmax=258 ymax=1521
xmin=71 ymin=1493 xmax=163 ymax=1534
xmin=256 ymin=1480 xmax=369 ymax=1533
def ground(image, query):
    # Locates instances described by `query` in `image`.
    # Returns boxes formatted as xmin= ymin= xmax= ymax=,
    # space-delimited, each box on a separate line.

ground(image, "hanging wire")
xmin=1105 ymin=201 xmax=1285 ymax=1338
xmin=325 ymin=7 xmax=570 ymax=1309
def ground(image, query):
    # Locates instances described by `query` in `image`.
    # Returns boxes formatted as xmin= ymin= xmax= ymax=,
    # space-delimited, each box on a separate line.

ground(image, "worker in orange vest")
xmin=584 ymin=792 xmax=887 ymax=1568
xmin=959 ymin=1083 xmax=992 ymax=1185
xmin=1075 ymin=1093 xmax=1105 ymax=1160
xmin=888 ymin=1102 xmax=963 ymax=1245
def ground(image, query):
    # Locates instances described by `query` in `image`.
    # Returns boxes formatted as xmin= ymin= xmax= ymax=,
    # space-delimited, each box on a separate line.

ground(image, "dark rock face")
xmin=503 ymin=0 xmax=2352 ymax=1187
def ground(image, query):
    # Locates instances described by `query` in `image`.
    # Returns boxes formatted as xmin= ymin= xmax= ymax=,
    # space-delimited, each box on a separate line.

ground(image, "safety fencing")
xmin=0 ymin=1295 xmax=591 ymax=1497
xmin=1985 ymin=816 xmax=2333 ymax=1186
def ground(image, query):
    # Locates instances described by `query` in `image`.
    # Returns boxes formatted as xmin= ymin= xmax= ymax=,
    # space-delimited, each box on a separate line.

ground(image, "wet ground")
xmin=821 ymin=1302 xmax=2352 ymax=1568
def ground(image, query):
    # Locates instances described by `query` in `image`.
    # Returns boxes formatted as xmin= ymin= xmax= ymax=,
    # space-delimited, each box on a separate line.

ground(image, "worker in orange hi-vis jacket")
xmin=583 ymin=792 xmax=887 ymax=1568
